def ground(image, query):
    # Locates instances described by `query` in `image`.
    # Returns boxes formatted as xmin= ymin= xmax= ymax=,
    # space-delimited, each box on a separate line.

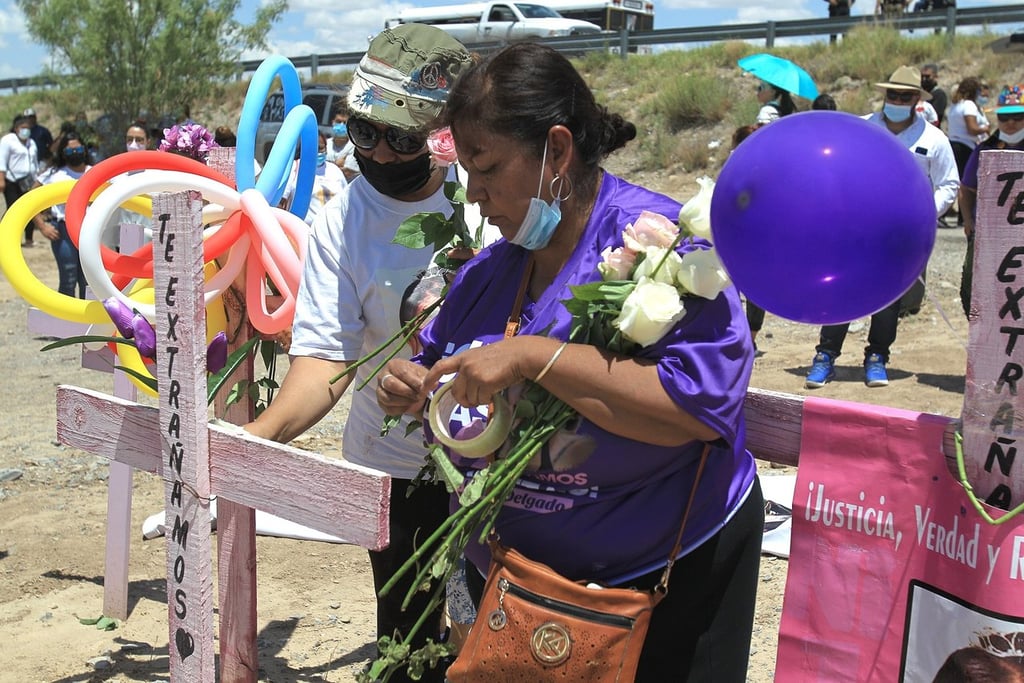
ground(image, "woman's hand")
xmin=419 ymin=337 xmax=539 ymax=408
xmin=377 ymin=358 xmax=430 ymax=416
xmin=38 ymin=221 xmax=59 ymax=242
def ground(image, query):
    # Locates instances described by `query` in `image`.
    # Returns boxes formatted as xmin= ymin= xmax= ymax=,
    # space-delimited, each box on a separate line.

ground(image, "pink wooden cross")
xmin=961 ymin=148 xmax=1024 ymax=510
xmin=27 ymin=224 xmax=147 ymax=621
xmin=56 ymin=189 xmax=391 ymax=682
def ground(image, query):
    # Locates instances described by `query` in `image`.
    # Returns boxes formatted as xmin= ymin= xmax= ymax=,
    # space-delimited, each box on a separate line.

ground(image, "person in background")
xmin=746 ymin=77 xmax=798 ymax=351
xmin=244 ymin=25 xmax=474 ymax=683
xmin=124 ymin=123 xmax=150 ymax=152
xmin=755 ymin=80 xmax=796 ymax=125
xmin=946 ymin=77 xmax=991 ymax=226
xmin=378 ymin=41 xmax=763 ymax=682
xmin=921 ymin=63 xmax=948 ymax=125
xmin=958 ymin=85 xmax=1024 ymax=317
xmin=805 ymin=66 xmax=958 ymax=389
xmin=22 ymin=107 xmax=53 ymax=168
xmin=284 ymin=131 xmax=347 ymax=225
xmin=0 ymin=114 xmax=40 ymax=247
xmin=813 ymin=92 xmax=838 ymax=111
xmin=876 ymin=0 xmax=909 ymax=20
xmin=31 ymin=131 xmax=90 ymax=298
xmin=214 ymin=126 xmax=237 ymax=147
xmin=326 ymin=104 xmax=361 ymax=182
xmin=825 ymin=0 xmax=854 ymax=44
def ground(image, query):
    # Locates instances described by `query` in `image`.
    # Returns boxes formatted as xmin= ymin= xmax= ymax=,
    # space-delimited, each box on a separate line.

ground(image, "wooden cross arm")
xmin=55 ymin=385 xmax=391 ymax=551
xmin=743 ymin=388 xmax=962 ymax=470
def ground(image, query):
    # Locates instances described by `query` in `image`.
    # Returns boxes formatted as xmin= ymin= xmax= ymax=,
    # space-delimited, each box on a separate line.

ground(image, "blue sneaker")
xmin=805 ymin=352 xmax=835 ymax=388
xmin=864 ymin=353 xmax=889 ymax=387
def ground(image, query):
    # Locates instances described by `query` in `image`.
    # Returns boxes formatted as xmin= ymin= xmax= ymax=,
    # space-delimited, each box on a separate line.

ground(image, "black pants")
xmin=817 ymin=297 xmax=901 ymax=363
xmin=464 ymin=480 xmax=765 ymax=682
xmin=2 ymin=180 xmax=32 ymax=243
xmin=828 ymin=3 xmax=851 ymax=42
xmin=367 ymin=478 xmax=450 ymax=683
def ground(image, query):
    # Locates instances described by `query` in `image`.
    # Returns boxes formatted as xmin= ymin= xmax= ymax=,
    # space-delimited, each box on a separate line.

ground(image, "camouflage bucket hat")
xmin=348 ymin=24 xmax=472 ymax=132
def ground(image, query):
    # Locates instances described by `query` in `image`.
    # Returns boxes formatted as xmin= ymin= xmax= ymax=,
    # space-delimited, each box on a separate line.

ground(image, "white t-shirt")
xmin=755 ymin=103 xmax=781 ymax=125
xmin=326 ymin=137 xmax=360 ymax=175
xmin=864 ymin=111 xmax=960 ymax=216
xmin=947 ymin=99 xmax=987 ymax=148
xmin=0 ymin=133 xmax=38 ymax=182
xmin=38 ymin=165 xmax=89 ymax=220
xmin=915 ymin=101 xmax=939 ymax=126
xmin=289 ymin=175 xmax=456 ymax=479
xmin=304 ymin=161 xmax=347 ymax=226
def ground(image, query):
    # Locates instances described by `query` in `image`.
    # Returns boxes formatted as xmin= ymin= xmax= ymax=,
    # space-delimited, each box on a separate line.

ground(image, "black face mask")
xmin=65 ymin=149 xmax=88 ymax=167
xmin=355 ymin=150 xmax=435 ymax=198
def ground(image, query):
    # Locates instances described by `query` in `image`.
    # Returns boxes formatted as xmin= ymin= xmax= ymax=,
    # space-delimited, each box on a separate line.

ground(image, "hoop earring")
xmin=550 ymin=174 xmax=573 ymax=202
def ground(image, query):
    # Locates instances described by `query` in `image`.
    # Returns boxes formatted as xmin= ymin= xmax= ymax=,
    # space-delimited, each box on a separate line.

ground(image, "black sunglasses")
xmin=998 ymin=113 xmax=1024 ymax=123
xmin=347 ymin=117 xmax=426 ymax=155
xmin=885 ymin=90 xmax=917 ymax=104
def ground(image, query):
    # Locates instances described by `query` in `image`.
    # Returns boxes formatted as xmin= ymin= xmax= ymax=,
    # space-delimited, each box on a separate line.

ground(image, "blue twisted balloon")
xmin=236 ymin=55 xmax=319 ymax=220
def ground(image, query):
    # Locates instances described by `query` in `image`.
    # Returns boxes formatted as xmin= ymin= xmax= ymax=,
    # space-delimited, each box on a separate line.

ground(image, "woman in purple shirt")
xmin=377 ymin=43 xmax=763 ymax=682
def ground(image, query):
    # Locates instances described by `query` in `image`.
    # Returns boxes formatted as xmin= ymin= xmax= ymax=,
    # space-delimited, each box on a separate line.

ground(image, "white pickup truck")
xmin=385 ymin=2 xmax=603 ymax=45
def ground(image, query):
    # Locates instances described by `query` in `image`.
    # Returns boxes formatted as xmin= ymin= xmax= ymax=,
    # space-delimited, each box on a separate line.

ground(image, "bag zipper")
xmin=499 ymin=578 xmax=638 ymax=629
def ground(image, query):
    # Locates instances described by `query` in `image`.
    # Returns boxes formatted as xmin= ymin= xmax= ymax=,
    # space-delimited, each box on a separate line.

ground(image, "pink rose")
xmin=598 ymin=246 xmax=637 ymax=281
xmin=427 ymin=127 xmax=458 ymax=167
xmin=622 ymin=211 xmax=678 ymax=252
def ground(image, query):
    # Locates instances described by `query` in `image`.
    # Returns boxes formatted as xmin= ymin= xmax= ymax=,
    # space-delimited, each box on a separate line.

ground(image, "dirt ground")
xmin=0 ymin=196 xmax=970 ymax=682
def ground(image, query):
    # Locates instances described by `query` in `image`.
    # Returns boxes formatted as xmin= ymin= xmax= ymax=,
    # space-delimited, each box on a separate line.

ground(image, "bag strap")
xmin=504 ymin=254 xmax=535 ymax=340
xmin=654 ymin=443 xmax=711 ymax=595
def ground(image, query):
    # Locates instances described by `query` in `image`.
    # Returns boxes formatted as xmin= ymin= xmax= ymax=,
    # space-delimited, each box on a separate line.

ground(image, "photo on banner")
xmin=900 ymin=581 xmax=1024 ymax=682
xmin=775 ymin=398 xmax=1024 ymax=682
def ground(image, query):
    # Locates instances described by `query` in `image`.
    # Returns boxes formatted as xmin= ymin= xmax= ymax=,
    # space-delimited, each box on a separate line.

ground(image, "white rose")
xmin=613 ymin=277 xmax=686 ymax=347
xmin=677 ymin=176 xmax=715 ymax=240
xmin=633 ymin=246 xmax=683 ymax=286
xmin=677 ymin=248 xmax=731 ymax=300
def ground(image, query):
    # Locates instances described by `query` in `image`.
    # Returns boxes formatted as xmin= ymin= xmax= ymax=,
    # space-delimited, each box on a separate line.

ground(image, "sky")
xmin=0 ymin=0 xmax=1014 ymax=81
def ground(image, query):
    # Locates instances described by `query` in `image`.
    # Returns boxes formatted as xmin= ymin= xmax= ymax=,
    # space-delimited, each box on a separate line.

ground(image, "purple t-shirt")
xmin=417 ymin=172 xmax=756 ymax=584
xmin=962 ymin=137 xmax=1024 ymax=223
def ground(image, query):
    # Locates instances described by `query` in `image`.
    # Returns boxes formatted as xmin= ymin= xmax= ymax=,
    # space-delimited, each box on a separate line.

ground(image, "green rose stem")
xmin=367 ymin=393 xmax=576 ymax=681
xmin=328 ymin=297 xmax=444 ymax=390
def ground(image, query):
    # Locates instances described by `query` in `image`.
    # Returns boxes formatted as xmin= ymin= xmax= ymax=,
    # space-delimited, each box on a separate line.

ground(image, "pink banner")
xmin=776 ymin=398 xmax=1024 ymax=682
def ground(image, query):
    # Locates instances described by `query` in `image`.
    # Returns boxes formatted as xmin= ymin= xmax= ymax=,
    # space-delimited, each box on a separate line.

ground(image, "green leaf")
xmin=78 ymin=615 xmax=100 ymax=626
xmin=393 ymin=213 xmax=443 ymax=249
xmin=458 ymin=467 xmax=492 ymax=506
xmin=429 ymin=446 xmax=464 ymax=493
xmin=41 ymin=335 xmax=136 ymax=352
xmin=380 ymin=414 xmax=401 ymax=437
xmin=112 ymin=365 xmax=158 ymax=394
xmin=95 ymin=616 xmax=117 ymax=631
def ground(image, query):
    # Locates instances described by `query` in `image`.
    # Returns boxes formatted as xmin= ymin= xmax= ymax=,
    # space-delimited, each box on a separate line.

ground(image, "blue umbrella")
xmin=738 ymin=53 xmax=819 ymax=100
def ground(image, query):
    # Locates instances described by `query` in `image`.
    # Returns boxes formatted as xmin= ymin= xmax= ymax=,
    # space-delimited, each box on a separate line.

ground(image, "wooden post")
xmin=153 ymin=191 xmax=216 ymax=680
xmin=26 ymin=223 xmax=146 ymax=620
xmin=961 ymin=148 xmax=1024 ymax=510
xmin=207 ymin=146 xmax=260 ymax=682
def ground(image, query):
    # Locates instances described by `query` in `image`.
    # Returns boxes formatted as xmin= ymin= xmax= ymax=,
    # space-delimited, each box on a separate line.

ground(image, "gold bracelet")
xmin=534 ymin=341 xmax=568 ymax=384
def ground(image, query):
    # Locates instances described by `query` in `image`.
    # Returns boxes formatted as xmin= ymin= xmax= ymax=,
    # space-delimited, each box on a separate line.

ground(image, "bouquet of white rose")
xmin=363 ymin=177 xmax=730 ymax=681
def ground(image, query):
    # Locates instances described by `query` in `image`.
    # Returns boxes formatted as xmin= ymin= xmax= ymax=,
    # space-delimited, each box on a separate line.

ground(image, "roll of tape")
xmin=427 ymin=380 xmax=513 ymax=459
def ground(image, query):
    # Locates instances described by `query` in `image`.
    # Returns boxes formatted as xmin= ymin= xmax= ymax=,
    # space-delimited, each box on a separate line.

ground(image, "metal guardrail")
xmin=2 ymin=3 xmax=1023 ymax=92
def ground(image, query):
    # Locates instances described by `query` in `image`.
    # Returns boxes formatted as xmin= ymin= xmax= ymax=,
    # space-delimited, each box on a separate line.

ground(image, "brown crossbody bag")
xmin=446 ymin=445 xmax=710 ymax=682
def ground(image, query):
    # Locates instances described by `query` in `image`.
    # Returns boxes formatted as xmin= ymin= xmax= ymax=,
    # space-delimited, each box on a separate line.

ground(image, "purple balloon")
xmin=711 ymin=111 xmax=936 ymax=324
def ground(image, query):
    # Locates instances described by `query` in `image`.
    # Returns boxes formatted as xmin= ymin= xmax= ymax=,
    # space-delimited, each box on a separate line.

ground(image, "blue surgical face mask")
xmin=978 ymin=95 xmax=989 ymax=107
xmin=883 ymin=103 xmax=913 ymax=123
xmin=332 ymin=122 xmax=347 ymax=137
xmin=999 ymin=127 xmax=1024 ymax=145
xmin=509 ymin=140 xmax=562 ymax=251
xmin=16 ymin=127 xmax=30 ymax=141
xmin=316 ymin=152 xmax=327 ymax=167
